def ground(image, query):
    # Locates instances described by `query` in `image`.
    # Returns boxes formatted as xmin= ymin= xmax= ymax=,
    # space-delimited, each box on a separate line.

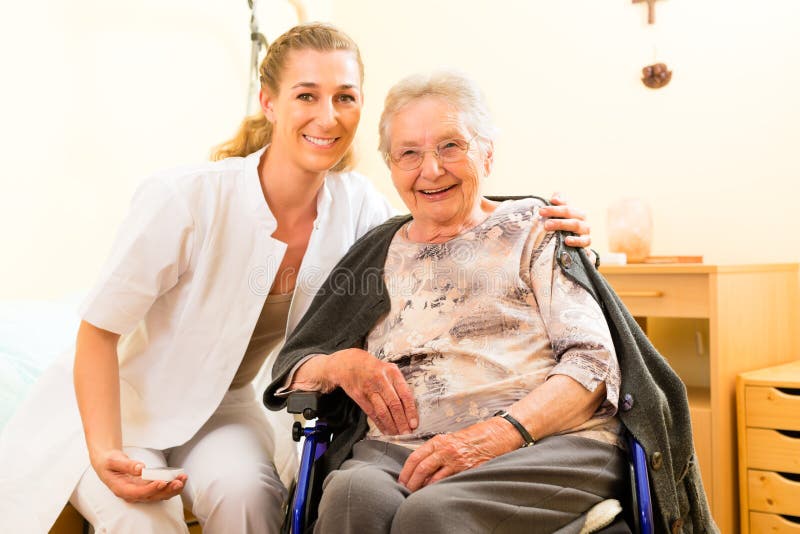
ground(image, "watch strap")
xmin=494 ymin=410 xmax=536 ymax=447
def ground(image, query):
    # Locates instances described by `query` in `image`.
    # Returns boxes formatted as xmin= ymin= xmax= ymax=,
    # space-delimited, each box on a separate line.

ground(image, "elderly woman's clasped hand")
xmin=291 ymin=349 xmax=526 ymax=491
xmin=292 ymin=348 xmax=419 ymax=436
xmin=398 ymin=417 xmax=520 ymax=491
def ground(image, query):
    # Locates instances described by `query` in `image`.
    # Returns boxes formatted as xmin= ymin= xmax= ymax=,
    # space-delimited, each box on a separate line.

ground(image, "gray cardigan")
xmin=265 ymin=210 xmax=718 ymax=534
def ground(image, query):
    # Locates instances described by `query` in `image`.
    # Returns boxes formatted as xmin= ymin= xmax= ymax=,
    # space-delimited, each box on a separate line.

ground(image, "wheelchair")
xmin=281 ymin=392 xmax=654 ymax=534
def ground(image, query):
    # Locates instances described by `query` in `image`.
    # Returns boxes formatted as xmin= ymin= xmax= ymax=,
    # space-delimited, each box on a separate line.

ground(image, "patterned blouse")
xmin=365 ymin=199 xmax=622 ymax=448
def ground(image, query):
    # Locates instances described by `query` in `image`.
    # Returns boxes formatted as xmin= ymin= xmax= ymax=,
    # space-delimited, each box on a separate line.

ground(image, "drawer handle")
xmin=778 ymin=514 xmax=800 ymax=525
xmin=777 ymin=472 xmax=800 ymax=483
xmin=776 ymin=429 xmax=800 ymax=439
xmin=617 ymin=291 xmax=665 ymax=298
xmin=777 ymin=387 xmax=800 ymax=396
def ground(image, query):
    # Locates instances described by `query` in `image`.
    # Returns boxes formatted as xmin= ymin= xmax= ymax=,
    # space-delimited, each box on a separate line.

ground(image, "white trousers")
xmin=69 ymin=385 xmax=288 ymax=534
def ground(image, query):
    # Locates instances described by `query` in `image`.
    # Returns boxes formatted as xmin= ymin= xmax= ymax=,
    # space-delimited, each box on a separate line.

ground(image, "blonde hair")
xmin=212 ymin=23 xmax=364 ymax=172
xmin=378 ymin=70 xmax=497 ymax=164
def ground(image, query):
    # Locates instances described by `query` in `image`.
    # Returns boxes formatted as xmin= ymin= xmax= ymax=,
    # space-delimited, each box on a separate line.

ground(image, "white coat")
xmin=0 ymin=148 xmax=394 ymax=532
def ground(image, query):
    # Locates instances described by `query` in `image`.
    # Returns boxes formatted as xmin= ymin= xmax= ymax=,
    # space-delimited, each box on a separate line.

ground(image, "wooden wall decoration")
xmin=633 ymin=0 xmax=672 ymax=89
xmin=642 ymin=63 xmax=672 ymax=89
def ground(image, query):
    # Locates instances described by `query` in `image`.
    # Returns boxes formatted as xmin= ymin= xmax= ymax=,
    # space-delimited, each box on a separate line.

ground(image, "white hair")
xmin=378 ymin=70 xmax=498 ymax=164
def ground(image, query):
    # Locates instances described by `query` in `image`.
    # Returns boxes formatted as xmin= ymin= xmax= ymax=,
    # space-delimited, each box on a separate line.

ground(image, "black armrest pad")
xmin=286 ymin=391 xmax=324 ymax=418
xmin=286 ymin=389 xmax=355 ymax=427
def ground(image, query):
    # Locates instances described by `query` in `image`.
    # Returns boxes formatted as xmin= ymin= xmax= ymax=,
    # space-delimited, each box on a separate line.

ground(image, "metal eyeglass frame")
xmin=388 ymin=134 xmax=479 ymax=171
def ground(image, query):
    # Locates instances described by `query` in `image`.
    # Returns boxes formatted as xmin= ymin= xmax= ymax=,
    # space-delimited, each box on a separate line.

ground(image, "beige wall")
xmin=2 ymin=0 xmax=798 ymax=298
xmin=0 ymin=0 xmax=324 ymax=298
xmin=334 ymin=0 xmax=800 ymax=267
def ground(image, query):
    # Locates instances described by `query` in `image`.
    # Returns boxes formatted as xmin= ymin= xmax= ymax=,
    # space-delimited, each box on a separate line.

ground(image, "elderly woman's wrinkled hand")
xmin=326 ymin=348 xmax=419 ymax=435
xmin=397 ymin=417 xmax=522 ymax=492
xmin=540 ymin=193 xmax=591 ymax=248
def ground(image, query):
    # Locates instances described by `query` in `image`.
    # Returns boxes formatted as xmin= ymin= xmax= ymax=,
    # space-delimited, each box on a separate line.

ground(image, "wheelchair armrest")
xmin=286 ymin=389 xmax=355 ymax=429
xmin=287 ymin=391 xmax=324 ymax=420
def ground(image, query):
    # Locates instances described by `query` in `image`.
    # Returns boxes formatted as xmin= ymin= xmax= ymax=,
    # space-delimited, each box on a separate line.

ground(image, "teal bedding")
xmin=0 ymin=294 xmax=82 ymax=431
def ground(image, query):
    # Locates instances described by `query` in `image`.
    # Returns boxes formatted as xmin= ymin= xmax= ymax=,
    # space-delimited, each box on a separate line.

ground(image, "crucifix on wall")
xmin=633 ymin=0 xmax=663 ymax=25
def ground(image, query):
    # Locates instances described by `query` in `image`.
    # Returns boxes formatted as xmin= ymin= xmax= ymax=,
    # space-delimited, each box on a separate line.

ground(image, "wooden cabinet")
xmin=599 ymin=264 xmax=799 ymax=534
xmin=737 ymin=361 xmax=800 ymax=534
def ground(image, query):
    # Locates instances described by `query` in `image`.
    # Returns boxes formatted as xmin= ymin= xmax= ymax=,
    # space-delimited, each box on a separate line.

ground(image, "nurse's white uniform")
xmin=0 ymin=148 xmax=394 ymax=532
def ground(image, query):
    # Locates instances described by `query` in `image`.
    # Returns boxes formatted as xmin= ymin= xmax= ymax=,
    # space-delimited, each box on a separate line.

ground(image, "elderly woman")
xmin=265 ymin=71 xmax=714 ymax=534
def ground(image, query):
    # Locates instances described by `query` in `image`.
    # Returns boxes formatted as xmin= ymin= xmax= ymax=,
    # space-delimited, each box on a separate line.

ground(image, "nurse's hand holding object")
xmin=95 ymin=450 xmax=186 ymax=503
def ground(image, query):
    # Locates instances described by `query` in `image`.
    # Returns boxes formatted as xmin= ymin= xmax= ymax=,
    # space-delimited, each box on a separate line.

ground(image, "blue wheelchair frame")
xmin=284 ymin=392 xmax=332 ymax=534
xmin=289 ymin=421 xmax=330 ymax=534
xmin=627 ymin=433 xmax=655 ymax=534
xmin=284 ymin=392 xmax=654 ymax=534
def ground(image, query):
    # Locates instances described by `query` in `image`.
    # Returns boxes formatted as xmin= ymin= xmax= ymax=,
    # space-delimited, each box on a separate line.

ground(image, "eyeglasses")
xmin=388 ymin=135 xmax=478 ymax=171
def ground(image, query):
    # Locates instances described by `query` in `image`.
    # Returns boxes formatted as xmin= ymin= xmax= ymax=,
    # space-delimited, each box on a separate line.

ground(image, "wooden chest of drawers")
xmin=737 ymin=361 xmax=800 ymax=534
xmin=600 ymin=263 xmax=799 ymax=533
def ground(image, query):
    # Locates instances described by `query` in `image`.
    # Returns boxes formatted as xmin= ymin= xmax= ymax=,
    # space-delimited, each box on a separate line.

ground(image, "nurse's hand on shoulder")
xmin=540 ymin=192 xmax=592 ymax=248
xmin=94 ymin=449 xmax=187 ymax=503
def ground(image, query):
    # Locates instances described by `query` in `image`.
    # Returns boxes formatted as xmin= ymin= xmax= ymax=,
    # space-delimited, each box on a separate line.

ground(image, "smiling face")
xmin=388 ymin=96 xmax=492 ymax=232
xmin=260 ymin=48 xmax=362 ymax=176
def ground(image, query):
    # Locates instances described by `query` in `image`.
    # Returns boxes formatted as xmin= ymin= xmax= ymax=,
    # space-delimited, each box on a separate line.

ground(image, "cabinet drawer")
xmin=750 ymin=511 xmax=800 ymax=533
xmin=600 ymin=273 xmax=709 ymax=318
xmin=749 ymin=470 xmax=800 ymax=515
xmin=747 ymin=386 xmax=800 ymax=431
xmin=747 ymin=428 xmax=800 ymax=473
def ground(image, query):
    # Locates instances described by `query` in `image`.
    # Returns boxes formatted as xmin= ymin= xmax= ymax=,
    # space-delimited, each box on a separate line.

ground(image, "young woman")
xmin=0 ymin=23 xmax=591 ymax=534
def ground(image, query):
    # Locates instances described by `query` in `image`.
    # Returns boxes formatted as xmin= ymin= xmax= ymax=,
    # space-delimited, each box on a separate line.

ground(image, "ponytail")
xmin=211 ymin=113 xmax=273 ymax=161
